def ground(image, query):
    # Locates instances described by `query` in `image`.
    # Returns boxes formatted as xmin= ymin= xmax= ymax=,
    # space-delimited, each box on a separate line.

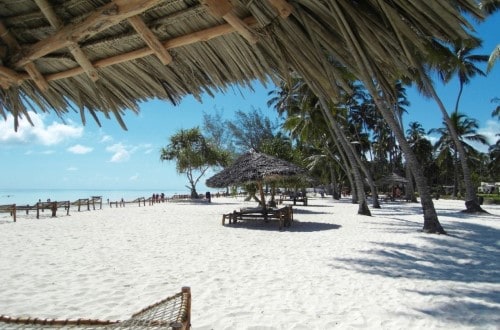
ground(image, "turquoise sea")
xmin=0 ymin=188 xmax=192 ymax=205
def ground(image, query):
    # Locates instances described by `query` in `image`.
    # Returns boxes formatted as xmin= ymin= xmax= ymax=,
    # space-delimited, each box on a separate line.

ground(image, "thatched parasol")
xmin=376 ymin=172 xmax=409 ymax=186
xmin=0 ymin=1 xmax=483 ymax=131
xmin=206 ymin=151 xmax=306 ymax=207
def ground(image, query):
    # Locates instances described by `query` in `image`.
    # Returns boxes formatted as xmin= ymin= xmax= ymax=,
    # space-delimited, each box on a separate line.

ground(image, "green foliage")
xmin=160 ymin=127 xmax=230 ymax=197
xmin=226 ymin=108 xmax=278 ymax=152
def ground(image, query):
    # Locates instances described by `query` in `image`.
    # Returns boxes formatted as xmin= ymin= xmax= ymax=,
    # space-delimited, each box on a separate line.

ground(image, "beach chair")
xmin=0 ymin=287 xmax=191 ymax=329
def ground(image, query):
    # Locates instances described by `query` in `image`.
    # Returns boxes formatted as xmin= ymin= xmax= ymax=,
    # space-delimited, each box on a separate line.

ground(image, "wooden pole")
xmin=257 ymin=181 xmax=267 ymax=214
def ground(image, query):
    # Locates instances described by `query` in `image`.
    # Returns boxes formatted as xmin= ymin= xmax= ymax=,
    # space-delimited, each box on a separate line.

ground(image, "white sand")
xmin=1 ymin=196 xmax=499 ymax=329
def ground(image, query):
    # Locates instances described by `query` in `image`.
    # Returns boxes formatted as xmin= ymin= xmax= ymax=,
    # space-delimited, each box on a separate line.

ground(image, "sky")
xmin=0 ymin=13 xmax=499 ymax=194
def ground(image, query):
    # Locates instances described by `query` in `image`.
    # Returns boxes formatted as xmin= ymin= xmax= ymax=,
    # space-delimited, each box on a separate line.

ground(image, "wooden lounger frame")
xmin=0 ymin=287 xmax=191 ymax=329
xmin=222 ymin=205 xmax=293 ymax=230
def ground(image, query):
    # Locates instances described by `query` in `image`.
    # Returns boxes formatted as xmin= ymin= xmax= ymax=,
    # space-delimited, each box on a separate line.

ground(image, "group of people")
xmin=151 ymin=193 xmax=166 ymax=203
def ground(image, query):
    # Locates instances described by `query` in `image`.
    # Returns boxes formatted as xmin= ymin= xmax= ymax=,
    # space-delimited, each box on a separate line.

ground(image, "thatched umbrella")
xmin=0 ymin=0 xmax=483 ymax=133
xmin=206 ymin=151 xmax=306 ymax=208
xmin=376 ymin=173 xmax=409 ymax=186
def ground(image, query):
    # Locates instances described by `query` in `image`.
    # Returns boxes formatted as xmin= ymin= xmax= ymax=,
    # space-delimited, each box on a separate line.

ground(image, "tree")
xmin=160 ymin=127 xmax=229 ymax=198
xmin=202 ymin=107 xmax=235 ymax=154
xmin=438 ymin=39 xmax=489 ymax=114
xmin=429 ymin=113 xmax=489 ymax=197
xmin=270 ymin=78 xmax=373 ymax=215
xmin=226 ymin=108 xmax=277 ymax=153
xmin=405 ymin=121 xmax=434 ymax=201
xmin=489 ymin=98 xmax=500 ymax=177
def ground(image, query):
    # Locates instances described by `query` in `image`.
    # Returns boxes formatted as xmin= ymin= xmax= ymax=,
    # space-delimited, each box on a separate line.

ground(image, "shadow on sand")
xmin=330 ymin=220 xmax=500 ymax=326
xmin=225 ymin=219 xmax=341 ymax=232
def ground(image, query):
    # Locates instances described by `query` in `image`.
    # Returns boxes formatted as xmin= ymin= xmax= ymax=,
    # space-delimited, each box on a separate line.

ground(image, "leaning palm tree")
xmin=438 ymin=39 xmax=489 ymax=114
xmin=406 ymin=37 xmax=487 ymax=212
xmin=271 ymin=77 xmax=372 ymax=215
xmin=429 ymin=112 xmax=489 ymax=197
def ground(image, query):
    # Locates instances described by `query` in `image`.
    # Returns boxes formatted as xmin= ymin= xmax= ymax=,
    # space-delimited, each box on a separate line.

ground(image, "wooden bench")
xmin=8 ymin=201 xmax=70 ymax=220
xmin=279 ymin=195 xmax=308 ymax=206
xmin=0 ymin=204 xmax=16 ymax=222
xmin=222 ymin=205 xmax=293 ymax=230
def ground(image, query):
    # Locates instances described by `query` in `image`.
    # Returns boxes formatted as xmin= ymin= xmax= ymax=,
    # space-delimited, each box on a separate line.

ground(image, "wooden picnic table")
xmin=222 ymin=205 xmax=293 ymax=230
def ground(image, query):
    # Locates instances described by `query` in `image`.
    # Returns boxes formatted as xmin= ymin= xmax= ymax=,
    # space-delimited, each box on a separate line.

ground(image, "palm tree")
xmin=260 ymin=0 xmax=489 ymax=232
xmin=429 ymin=113 xmax=489 ymax=197
xmin=403 ymin=37 xmax=487 ymax=212
xmin=269 ymin=78 xmax=372 ymax=215
xmin=438 ymin=39 xmax=489 ymax=114
xmin=489 ymin=98 xmax=500 ymax=177
xmin=405 ymin=122 xmax=434 ymax=202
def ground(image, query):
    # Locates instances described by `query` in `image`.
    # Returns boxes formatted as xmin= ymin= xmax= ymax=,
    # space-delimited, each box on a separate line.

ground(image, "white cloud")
xmin=425 ymin=135 xmax=439 ymax=146
xmin=0 ymin=112 xmax=83 ymax=146
xmin=106 ymin=143 xmax=131 ymax=162
xmin=479 ymin=120 xmax=500 ymax=143
xmin=142 ymin=143 xmax=154 ymax=154
xmin=129 ymin=173 xmax=139 ymax=181
xmin=66 ymin=166 xmax=78 ymax=171
xmin=105 ymin=143 xmax=147 ymax=163
xmin=67 ymin=144 xmax=93 ymax=154
xmin=100 ymin=135 xmax=113 ymax=143
xmin=471 ymin=120 xmax=500 ymax=153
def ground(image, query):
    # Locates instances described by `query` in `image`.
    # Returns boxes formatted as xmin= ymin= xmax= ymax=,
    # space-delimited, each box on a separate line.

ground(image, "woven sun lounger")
xmin=0 ymin=287 xmax=191 ymax=329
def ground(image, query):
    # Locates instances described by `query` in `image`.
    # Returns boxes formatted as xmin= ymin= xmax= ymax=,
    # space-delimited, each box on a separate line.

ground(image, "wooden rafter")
xmin=127 ymin=15 xmax=173 ymax=65
xmin=0 ymin=20 xmax=49 ymax=90
xmin=266 ymin=0 xmax=293 ymax=18
xmin=0 ymin=66 xmax=23 ymax=88
xmin=35 ymin=0 xmax=100 ymax=82
xmin=13 ymin=0 xmax=164 ymax=68
xmin=202 ymin=0 xmax=258 ymax=44
xmin=46 ymin=16 xmax=258 ymax=82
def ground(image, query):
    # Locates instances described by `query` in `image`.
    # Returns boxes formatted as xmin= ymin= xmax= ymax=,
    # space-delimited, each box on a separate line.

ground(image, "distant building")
xmin=478 ymin=182 xmax=500 ymax=194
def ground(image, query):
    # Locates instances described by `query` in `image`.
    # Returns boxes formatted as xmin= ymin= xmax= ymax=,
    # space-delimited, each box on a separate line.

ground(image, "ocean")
xmin=0 ymin=188 xmax=193 ymax=205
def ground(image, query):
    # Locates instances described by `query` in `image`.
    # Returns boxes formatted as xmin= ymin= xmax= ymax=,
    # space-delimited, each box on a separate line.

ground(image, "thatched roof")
xmin=376 ymin=172 xmax=409 ymax=186
xmin=206 ymin=151 xmax=306 ymax=188
xmin=0 ymin=0 xmax=483 ymax=130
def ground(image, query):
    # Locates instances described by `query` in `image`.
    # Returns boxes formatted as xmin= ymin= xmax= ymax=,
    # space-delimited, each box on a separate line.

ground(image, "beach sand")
xmin=0 ymin=196 xmax=499 ymax=329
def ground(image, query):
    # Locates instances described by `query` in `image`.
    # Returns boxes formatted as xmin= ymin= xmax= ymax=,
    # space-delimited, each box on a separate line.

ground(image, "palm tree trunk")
xmin=423 ymin=79 xmax=485 ymax=212
xmin=325 ymin=148 xmax=349 ymax=200
xmin=344 ymin=130 xmax=381 ymax=208
xmin=325 ymin=127 xmax=358 ymax=204
xmin=372 ymin=96 xmax=444 ymax=232
xmin=319 ymin=97 xmax=371 ymax=215
xmin=454 ymin=82 xmax=464 ymax=114
xmin=326 ymin=0 xmax=441 ymax=231
xmin=405 ymin=165 xmax=418 ymax=203
xmin=330 ymin=167 xmax=340 ymax=199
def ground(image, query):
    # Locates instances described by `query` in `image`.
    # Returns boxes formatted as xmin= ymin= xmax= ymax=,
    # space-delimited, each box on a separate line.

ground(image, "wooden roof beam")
xmin=46 ymin=16 xmax=257 ymax=82
xmin=0 ymin=65 xmax=23 ymax=87
xmin=266 ymin=0 xmax=293 ymax=18
xmin=202 ymin=0 xmax=258 ymax=44
xmin=0 ymin=20 xmax=49 ymax=91
xmin=13 ymin=0 xmax=164 ymax=68
xmin=127 ymin=15 xmax=172 ymax=65
xmin=35 ymin=0 xmax=100 ymax=82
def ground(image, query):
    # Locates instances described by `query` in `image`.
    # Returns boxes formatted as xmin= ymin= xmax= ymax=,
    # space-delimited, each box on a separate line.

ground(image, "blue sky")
xmin=0 ymin=13 xmax=499 ymax=193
